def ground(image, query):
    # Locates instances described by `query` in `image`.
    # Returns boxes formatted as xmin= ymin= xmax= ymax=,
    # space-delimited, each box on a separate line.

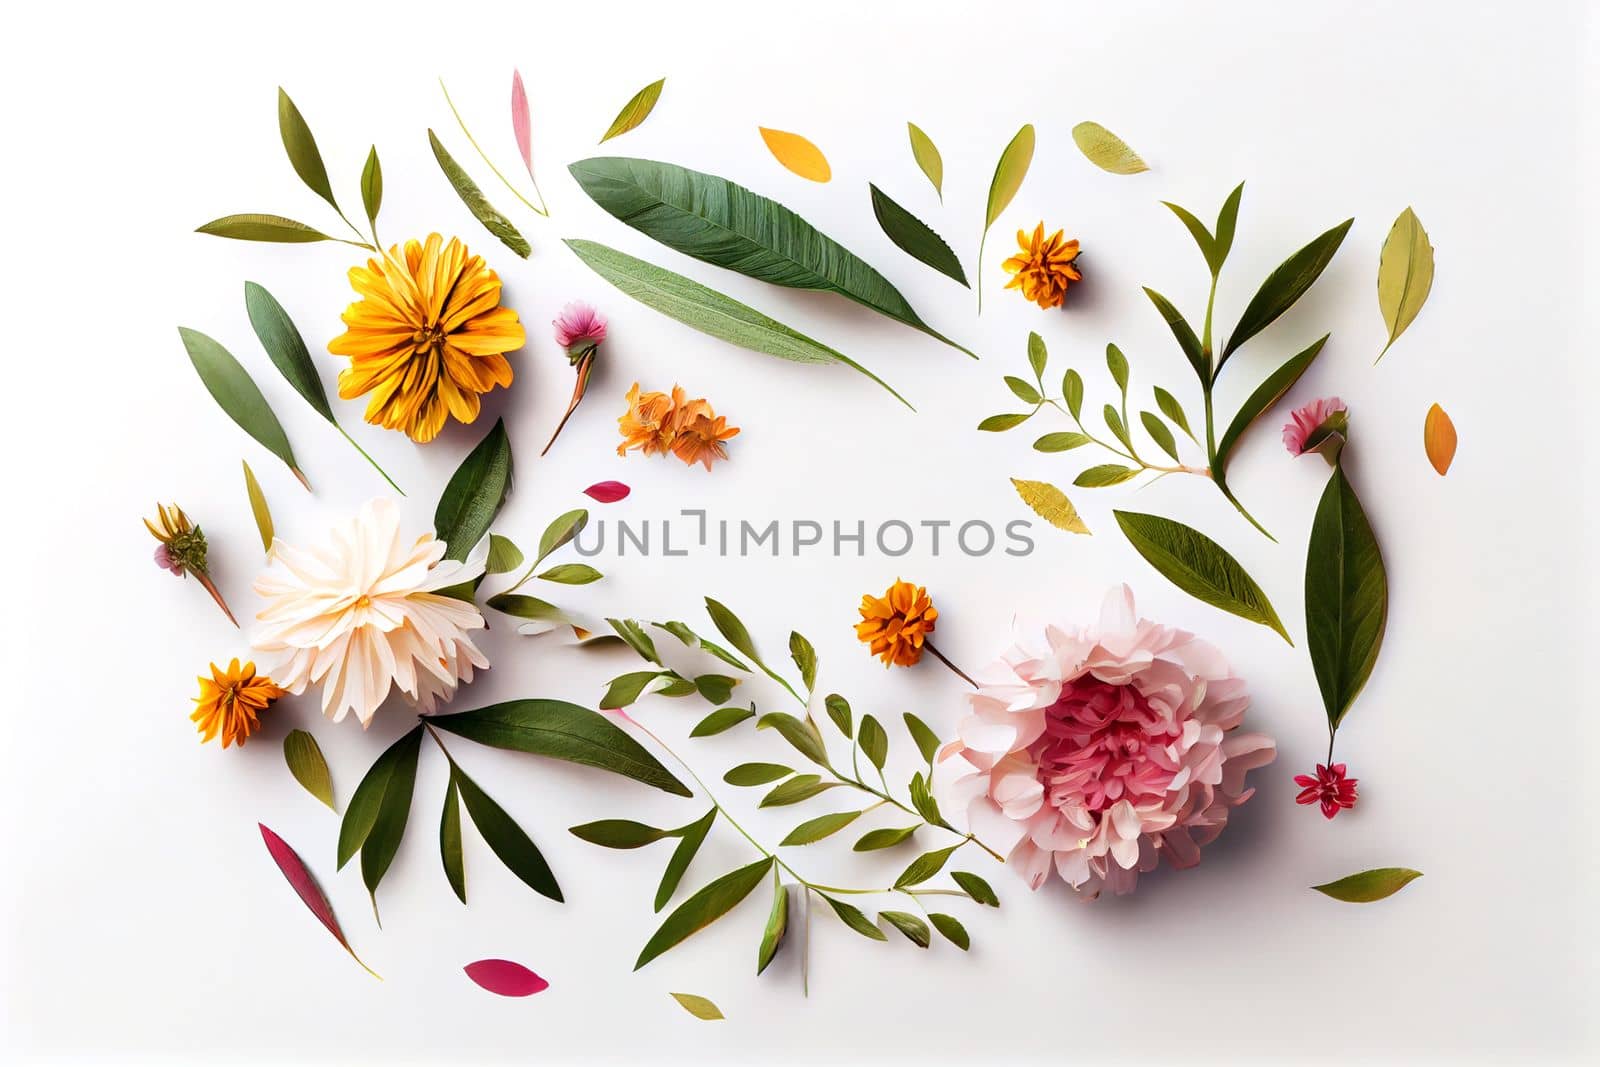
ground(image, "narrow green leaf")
xmin=453 ymin=765 xmax=562 ymax=901
xmin=282 ymin=729 xmax=333 ymax=810
xmin=636 ymin=857 xmax=773 ymax=969
xmin=780 ymin=809 xmax=863 ymax=846
xmin=1104 ymin=405 xmax=1133 ymax=452
xmin=360 ymin=146 xmax=382 ymax=230
xmin=1140 ymin=411 xmax=1181 ymax=462
xmin=823 ymin=895 xmax=888 ymax=941
xmin=1162 ymin=200 xmax=1217 ymax=274
xmin=277 ymin=88 xmax=337 ymax=209
xmin=1143 ymin=288 xmax=1209 ymax=384
xmin=1222 ymin=218 xmax=1353 ymax=362
xmin=434 ymin=418 xmax=513 ymax=561
xmin=565 ymin=240 xmax=909 ymax=408
xmin=869 ymin=183 xmax=968 ymax=287
xmin=653 ymin=620 xmax=750 ymax=671
xmin=440 ymin=773 xmax=466 ymax=904
xmin=1027 ymin=331 xmax=1048 ymax=380
xmin=858 ymin=716 xmax=889 ymax=770
xmin=1305 ymin=465 xmax=1388 ymax=730
xmin=756 ymin=712 xmax=830 ymax=767
xmin=357 ymin=727 xmax=423 ymax=906
xmin=853 ymin=825 xmax=918 ymax=851
xmin=690 ymin=705 xmax=755 ymax=737
xmin=909 ymin=772 xmax=943 ymax=825
xmin=760 ymin=775 xmax=836 ymax=807
xmin=1105 ymin=344 xmax=1130 ymax=396
xmin=1154 ymin=386 xmax=1196 ymax=443
xmin=1213 ymin=182 xmax=1244 ymax=268
xmin=930 ymin=913 xmax=970 ymax=950
xmin=600 ymin=670 xmax=666 ymax=710
xmin=1063 ymin=368 xmax=1084 ymax=418
xmin=1031 ymin=427 xmax=1093 ymax=451
xmin=724 ymin=762 xmax=793 ymax=787
xmin=757 ymin=873 xmax=789 ymax=974
xmin=1114 ymin=510 xmax=1291 ymax=643
xmin=428 ymin=699 xmax=692 ymax=796
xmin=894 ymin=845 xmax=959 ymax=888
xmin=668 ymin=992 xmax=725 ymax=1020
xmin=880 ymin=910 xmax=931 ymax=948
xmin=1216 ymin=335 xmax=1330 ymax=467
xmin=703 ymin=597 xmax=760 ymax=664
xmin=428 ymin=129 xmax=531 ymax=259
xmin=491 ymin=594 xmax=573 ymax=628
xmin=196 ymin=214 xmax=334 ymax=244
xmin=1074 ymin=464 xmax=1140 ymax=488
xmin=1312 ymin=867 xmax=1421 ymax=903
xmin=1070 ymin=121 xmax=1148 ymax=175
xmin=823 ymin=694 xmax=852 ymax=737
xmin=655 ymin=809 xmax=716 ymax=912
xmin=536 ymin=508 xmax=588 ymax=564
xmin=902 ymin=713 xmax=941 ymax=765
xmin=569 ymin=819 xmax=673 ymax=849
xmin=789 ymin=632 xmax=818 ymax=692
xmin=611 ymin=618 xmax=662 ymax=663
xmin=984 ymin=124 xmax=1034 ymax=226
xmin=1005 ymin=376 xmax=1043 ymax=404
xmin=694 ymin=674 xmax=737 ymax=704
xmin=537 ymin=563 xmax=603 ymax=585
xmin=951 ymin=870 xmax=999 ymax=906
xmin=244 ymin=281 xmax=333 ymax=422
xmin=978 ymin=412 xmax=1031 ymax=432
xmin=243 ymin=460 xmax=274 ymax=554
xmin=600 ymin=78 xmax=665 ymax=142
xmin=486 ymin=534 xmax=523 ymax=574
xmin=1376 ymin=207 xmax=1434 ymax=362
xmin=178 ymin=328 xmax=304 ymax=487
xmin=907 ymin=122 xmax=943 ymax=201
xmin=336 ymin=727 xmax=419 ymax=869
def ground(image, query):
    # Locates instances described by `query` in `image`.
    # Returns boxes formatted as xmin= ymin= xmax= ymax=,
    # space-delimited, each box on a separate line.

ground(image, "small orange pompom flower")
xmin=1003 ymin=223 xmax=1082 ymax=309
xmin=855 ymin=580 xmax=938 ymax=668
xmin=192 ymin=658 xmax=284 ymax=748
xmin=617 ymin=383 xmax=739 ymax=470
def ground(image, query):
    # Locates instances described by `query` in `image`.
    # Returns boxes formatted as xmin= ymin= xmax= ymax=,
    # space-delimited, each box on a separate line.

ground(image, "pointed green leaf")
xmin=360 ymin=146 xmax=382 ymax=229
xmin=1305 ymin=465 xmax=1388 ymax=730
xmin=984 ymin=124 xmax=1034 ymax=226
xmin=1154 ymin=386 xmax=1196 ymax=443
xmin=537 ymin=563 xmax=602 ymax=585
xmin=655 ymin=808 xmax=716 ymax=912
xmin=907 ymin=122 xmax=943 ymax=200
xmin=1216 ymin=335 xmax=1329 ymax=467
xmin=880 ymin=910 xmax=931 ymax=948
xmin=600 ymin=670 xmax=666 ymax=710
xmin=668 ymin=992 xmax=725 ymax=1020
xmin=1074 ymin=464 xmax=1140 ymax=488
xmin=178 ymin=328 xmax=304 ymax=486
xmin=756 ymin=712 xmax=829 ymax=767
xmin=243 ymin=460 xmax=274 ymax=555
xmin=1070 ymin=121 xmax=1148 ymax=175
xmin=610 ymin=618 xmax=662 ymax=663
xmin=978 ymin=413 xmax=1031 ymax=432
xmin=1011 ymin=477 xmax=1091 ymax=535
xmin=759 ymin=775 xmax=836 ymax=807
xmin=428 ymin=129 xmax=530 ymax=258
xmin=1114 ymin=510 xmax=1291 ymax=643
xmin=1103 ymin=405 xmax=1133 ymax=452
xmin=1005 ymin=376 xmax=1043 ymax=404
xmin=894 ymin=845 xmax=959 ymax=888
xmin=1105 ymin=344 xmax=1130 ymax=396
xmin=823 ymin=895 xmax=888 ymax=941
xmin=1376 ymin=207 xmax=1434 ymax=362
xmin=569 ymin=819 xmax=673 ymax=849
xmin=909 ymin=772 xmax=943 ymax=825
xmin=789 ymin=632 xmax=818 ymax=692
xmin=354 ymin=727 xmax=423 ymax=905
xmin=600 ymin=78 xmax=665 ymax=142
xmin=690 ymin=705 xmax=756 ymax=737
xmin=853 ymin=825 xmax=918 ymax=851
xmin=282 ymin=729 xmax=333 ymax=810
xmin=757 ymin=873 xmax=789 ymax=974
xmin=694 ymin=674 xmax=737 ymax=704
xmin=434 ymin=418 xmax=513 ymax=561
xmin=858 ymin=715 xmax=888 ymax=770
xmin=635 ymin=857 xmax=773 ymax=969
xmin=535 ymin=508 xmax=588 ymax=564
xmin=1312 ymin=867 xmax=1420 ymax=903
xmin=869 ymin=183 xmax=968 ymax=287
xmin=1162 ymin=200 xmax=1217 ymax=274
xmin=1222 ymin=218 xmax=1353 ymax=362
xmin=244 ymin=281 xmax=333 ymax=422
xmin=902 ymin=713 xmax=941 ymax=765
xmin=930 ymin=913 xmax=970 ymax=950
xmin=724 ymin=762 xmax=793 ymax=787
xmin=277 ymin=88 xmax=336 ymax=209
xmin=1063 ymin=368 xmax=1084 ymax=418
xmin=196 ymin=214 xmax=334 ymax=244
xmin=823 ymin=694 xmax=852 ymax=737
xmin=1027 ymin=331 xmax=1048 ymax=380
xmin=1213 ymin=182 xmax=1244 ymax=268
xmin=1143 ymin=288 xmax=1208 ymax=384
xmin=336 ymin=726 xmax=421 ymax=869
xmin=1141 ymin=410 xmax=1181 ymax=462
xmin=951 ymin=870 xmax=1000 ymax=906
xmin=453 ymin=765 xmax=561 ymax=901
xmin=440 ymin=773 xmax=466 ymax=903
xmin=703 ymin=597 xmax=760 ymax=663
xmin=780 ymin=809 xmax=863 ymax=846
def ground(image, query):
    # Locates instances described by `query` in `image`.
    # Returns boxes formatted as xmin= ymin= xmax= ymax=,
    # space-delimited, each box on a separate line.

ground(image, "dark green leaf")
xmin=780 ymin=809 xmax=863 ymax=846
xmin=902 ymin=713 xmax=940 ymax=764
xmin=1162 ymin=200 xmax=1217 ymax=274
xmin=195 ymin=214 xmax=334 ymax=244
xmin=1222 ymin=218 xmax=1353 ymax=362
xmin=894 ymin=845 xmax=959 ymax=888
xmin=690 ymin=705 xmax=755 ymax=737
xmin=178 ymin=328 xmax=304 ymax=486
xmin=600 ymin=670 xmax=665 ymax=710
xmin=360 ymin=146 xmax=382 ymax=229
xmin=854 ymin=825 xmax=918 ymax=851
xmin=655 ymin=809 xmax=716 ymax=912
xmin=428 ymin=129 xmax=531 ymax=258
xmin=760 ymin=775 xmax=836 ymax=807
xmin=858 ymin=715 xmax=888 ymax=770
xmin=869 ymin=183 xmax=968 ymax=286
xmin=1115 ymin=510 xmax=1291 ymax=643
xmin=823 ymin=895 xmax=888 ymax=941
xmin=703 ymin=597 xmax=760 ymax=664
xmin=283 ymin=729 xmax=334 ymax=810
xmin=600 ymin=78 xmax=665 ymax=142
xmin=757 ymin=712 xmax=830 ymax=767
xmin=434 ymin=418 xmax=513 ymax=561
xmin=277 ymin=88 xmax=336 ymax=209
xmin=602 ymin=618 xmax=658 ymax=663
xmin=1305 ymin=465 xmax=1388 ymax=730
xmin=336 ymin=726 xmax=422 ymax=869
xmin=951 ymin=870 xmax=1000 ymax=906
xmin=244 ymin=281 xmax=333 ymax=422
xmin=537 ymin=562 xmax=602 ymax=585
xmin=1063 ymin=368 xmax=1084 ymax=418
xmin=978 ymin=413 xmax=1031 ymax=432
xmin=1143 ymin=287 xmax=1209 ymax=383
xmin=1213 ymin=182 xmax=1244 ymax=268
xmin=723 ymin=762 xmax=793 ymax=787
xmin=930 ymin=913 xmax=970 ymax=950
xmin=570 ymin=157 xmax=971 ymax=356
xmin=1141 ymin=411 xmax=1181 ymax=462
xmin=789 ymin=632 xmax=818 ymax=692
xmin=1075 ymin=464 xmax=1140 ymax=488
xmin=453 ymin=766 xmax=561 ymax=901
xmin=536 ymin=508 xmax=589 ymax=564
xmin=1005 ymin=376 xmax=1043 ymax=404
xmin=635 ymin=857 xmax=773 ymax=969
xmin=1216 ymin=335 xmax=1329 ymax=467
xmin=429 ymin=699 xmax=691 ymax=796
xmin=1154 ymin=386 xmax=1196 ymax=443
xmin=1105 ymin=344 xmax=1130 ymax=395
xmin=823 ymin=693 xmax=852 ymax=737
xmin=354 ymin=727 xmax=423 ymax=906
xmin=569 ymin=819 xmax=673 ymax=849
xmin=440 ymin=773 xmax=465 ymax=904
xmin=1312 ymin=867 xmax=1421 ymax=903
xmin=907 ymin=122 xmax=943 ymax=200
xmin=757 ymin=873 xmax=789 ymax=974
xmin=486 ymin=534 xmax=524 ymax=574
xmin=880 ymin=910 xmax=930 ymax=948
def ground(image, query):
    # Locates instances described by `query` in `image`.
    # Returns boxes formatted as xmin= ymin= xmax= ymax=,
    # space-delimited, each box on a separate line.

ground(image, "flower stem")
xmin=924 ymin=641 xmax=977 ymax=689
xmin=195 ymin=571 xmax=239 ymax=628
xmin=338 ymin=426 xmax=404 ymax=496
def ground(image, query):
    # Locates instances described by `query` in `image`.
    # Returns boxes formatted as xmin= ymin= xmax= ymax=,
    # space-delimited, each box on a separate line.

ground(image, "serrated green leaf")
xmin=1376 ymin=207 xmax=1434 ymax=362
xmin=360 ymin=146 xmax=382 ymax=229
xmin=857 ymin=715 xmax=888 ymax=770
xmin=434 ymin=418 xmax=513 ymax=561
xmin=760 ymin=775 xmax=836 ymax=807
xmin=757 ymin=873 xmax=789 ymax=974
xmin=1074 ymin=464 xmax=1140 ymax=488
xmin=242 ymin=460 xmax=274 ymax=555
xmin=428 ymin=129 xmax=530 ymax=259
xmin=690 ymin=705 xmax=755 ymax=737
xmin=569 ymin=819 xmax=673 ymax=849
xmin=724 ymin=762 xmax=793 ymax=787
xmin=453 ymin=765 xmax=562 ymax=901
xmin=907 ymin=122 xmax=943 ymax=201
xmin=929 ymin=913 xmax=970 ymax=950
xmin=780 ymin=809 xmax=863 ymax=846
xmin=894 ymin=845 xmax=959 ymax=888
xmin=823 ymin=895 xmax=888 ymax=941
xmin=1005 ymin=376 xmax=1042 ymax=404
xmin=823 ymin=693 xmax=852 ymax=737
xmin=1033 ymin=431 xmax=1092 ymax=453
xmin=178 ymin=328 xmax=305 ymax=488
xmin=537 ymin=563 xmax=602 ymax=585
xmin=1222 ymin=218 xmax=1353 ymax=363
xmin=486 ymin=534 xmax=523 ymax=574
xmin=282 ymin=729 xmax=332 ymax=810
xmin=902 ymin=713 xmax=940 ymax=765
xmin=1306 ymin=465 xmax=1388 ymax=730
xmin=655 ymin=809 xmax=716 ymax=912
xmin=1115 ymin=510 xmax=1291 ymax=643
xmin=1312 ymin=867 xmax=1421 ymax=903
xmin=756 ymin=712 xmax=830 ymax=767
xmin=440 ymin=772 xmax=465 ymax=904
xmin=195 ymin=214 xmax=335 ymax=244
xmin=870 ymin=183 xmax=968 ymax=287
xmin=1070 ymin=121 xmax=1148 ymax=175
xmin=1154 ymin=386 xmax=1196 ymax=443
xmin=880 ymin=910 xmax=930 ymax=948
xmin=853 ymin=825 xmax=918 ymax=851
xmin=1141 ymin=411 xmax=1181 ymax=462
xmin=277 ymin=88 xmax=336 ymax=209
xmin=951 ymin=870 xmax=999 ymax=906
xmin=244 ymin=281 xmax=333 ymax=422
xmin=1011 ymin=478 xmax=1091 ymax=534
xmin=636 ymin=857 xmax=773 ymax=969
xmin=600 ymin=78 xmax=665 ymax=142
xmin=789 ymin=632 xmax=817 ymax=692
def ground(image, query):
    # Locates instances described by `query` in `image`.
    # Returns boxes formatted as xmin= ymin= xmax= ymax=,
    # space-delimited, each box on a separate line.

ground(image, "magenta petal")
xmin=464 ymin=959 xmax=550 ymax=997
xmin=583 ymin=480 xmax=631 ymax=503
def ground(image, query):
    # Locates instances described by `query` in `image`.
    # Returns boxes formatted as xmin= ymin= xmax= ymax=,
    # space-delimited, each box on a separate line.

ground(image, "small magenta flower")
xmin=1283 ymin=397 xmax=1348 ymax=464
xmin=153 ymin=542 xmax=183 ymax=575
xmin=543 ymin=302 xmax=609 ymax=456
xmin=145 ymin=503 xmax=238 ymax=627
xmin=1294 ymin=762 xmax=1359 ymax=819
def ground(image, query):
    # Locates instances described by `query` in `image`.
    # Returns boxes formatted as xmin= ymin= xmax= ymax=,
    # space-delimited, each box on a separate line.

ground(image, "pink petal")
xmin=511 ymin=70 xmax=533 ymax=176
xmin=464 ymin=958 xmax=549 ymax=997
xmin=583 ymin=480 xmax=630 ymax=503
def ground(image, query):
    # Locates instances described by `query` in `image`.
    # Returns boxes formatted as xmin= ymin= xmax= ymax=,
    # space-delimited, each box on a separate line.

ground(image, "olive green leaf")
xmin=1074 ymin=464 xmax=1140 ymax=488
xmin=1005 ymin=376 xmax=1042 ymax=404
xmin=428 ymin=129 xmax=531 ymax=259
xmin=1063 ymin=368 xmax=1085 ymax=418
xmin=978 ymin=413 xmax=1031 ymax=432
xmin=1070 ymin=121 xmax=1148 ymax=175
xmin=902 ymin=713 xmax=940 ymax=764
xmin=1221 ymin=218 xmax=1353 ymax=364
xmin=600 ymin=77 xmax=665 ymax=142
xmin=1312 ymin=867 xmax=1420 ymax=903
xmin=1141 ymin=411 xmax=1181 ymax=462
xmin=723 ymin=762 xmax=793 ymax=787
xmin=1143 ymin=287 xmax=1208 ymax=383
xmin=756 ymin=712 xmax=829 ymax=767
xmin=636 ymin=857 xmax=774 ymax=969
xmin=1106 ymin=344 xmax=1130 ymax=396
xmin=656 ymin=809 xmax=716 ymax=912
xmin=668 ymin=992 xmax=725 ymax=1021
xmin=1376 ymin=207 xmax=1434 ymax=363
xmin=780 ymin=809 xmax=863 ymax=846
xmin=434 ymin=418 xmax=513 ymax=561
xmin=823 ymin=694 xmax=852 ymax=737
xmin=569 ymin=818 xmax=674 ymax=849
xmin=694 ymin=674 xmax=737 ymax=704
xmin=690 ymin=705 xmax=755 ymax=737
xmin=196 ymin=214 xmax=335 ymax=244
xmin=823 ymin=895 xmax=888 ymax=941
xmin=1027 ymin=331 xmax=1048 ymax=380
xmin=1114 ymin=510 xmax=1291 ymax=643
xmin=536 ymin=508 xmax=588 ymax=565
xmin=277 ymin=88 xmax=337 ymax=210
xmin=282 ymin=729 xmax=332 ymax=810
xmin=1164 ymin=182 xmax=1244 ymax=278
xmin=335 ymin=726 xmax=423 ymax=916
xmin=565 ymin=240 xmax=910 ymax=408
xmin=789 ymin=632 xmax=818 ymax=692
xmin=881 ymin=910 xmax=931 ymax=948
xmin=538 ymin=563 xmax=603 ymax=585
xmin=486 ymin=534 xmax=524 ymax=574
xmin=978 ymin=123 xmax=1035 ymax=313
xmin=243 ymin=282 xmax=332 ymax=421
xmin=907 ymin=122 xmax=943 ymax=200
xmin=178 ymin=328 xmax=307 ymax=490
xmin=1012 ymin=478 xmax=1090 ymax=534
xmin=1305 ymin=465 xmax=1388 ymax=730
xmin=857 ymin=715 xmax=889 ymax=770
xmin=893 ymin=845 xmax=960 ymax=888
xmin=951 ymin=870 xmax=1000 ymax=906
xmin=1103 ymin=406 xmax=1134 ymax=453
xmin=242 ymin=460 xmax=274 ymax=555
xmin=702 ymin=598 xmax=760 ymax=664
xmin=930 ymin=913 xmax=970 ymax=950
xmin=1154 ymin=386 xmax=1197 ymax=443
xmin=600 ymin=670 xmax=667 ymax=710
xmin=869 ymin=184 xmax=968 ymax=287
xmin=760 ymin=775 xmax=836 ymax=807
xmin=360 ymin=146 xmax=382 ymax=230
xmin=1033 ymin=432 xmax=1092 ymax=453
xmin=854 ymin=825 xmax=919 ymax=851
xmin=440 ymin=773 xmax=466 ymax=903
xmin=757 ymin=873 xmax=789 ymax=974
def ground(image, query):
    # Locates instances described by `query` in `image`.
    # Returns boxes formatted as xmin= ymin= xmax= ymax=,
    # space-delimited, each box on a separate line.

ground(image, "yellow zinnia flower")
xmin=855 ymin=579 xmax=938 ymax=668
xmin=192 ymin=659 xmax=284 ymax=748
xmin=330 ymin=234 xmax=525 ymax=443
xmin=1003 ymin=223 xmax=1083 ymax=309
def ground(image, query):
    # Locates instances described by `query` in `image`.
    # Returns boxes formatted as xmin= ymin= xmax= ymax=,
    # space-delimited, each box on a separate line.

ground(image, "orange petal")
xmin=1423 ymin=403 xmax=1457 ymax=476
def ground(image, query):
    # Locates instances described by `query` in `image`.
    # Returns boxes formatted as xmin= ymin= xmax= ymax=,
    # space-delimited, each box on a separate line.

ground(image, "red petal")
xmin=1293 ymin=775 xmax=1317 ymax=788
xmin=464 ymin=958 xmax=550 ymax=997
xmin=583 ymin=480 xmax=631 ymax=503
xmin=259 ymin=823 xmax=378 ymax=977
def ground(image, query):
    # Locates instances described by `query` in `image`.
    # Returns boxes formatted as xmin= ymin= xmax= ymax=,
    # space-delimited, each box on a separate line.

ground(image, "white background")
xmin=3 ymin=0 xmax=1595 ymax=1062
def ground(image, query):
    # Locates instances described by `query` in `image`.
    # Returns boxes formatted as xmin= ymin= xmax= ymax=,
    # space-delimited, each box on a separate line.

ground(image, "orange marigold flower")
xmin=855 ymin=579 xmax=938 ymax=668
xmin=672 ymin=408 xmax=740 ymax=471
xmin=617 ymin=383 xmax=739 ymax=470
xmin=1002 ymin=223 xmax=1082 ymax=309
xmin=192 ymin=658 xmax=284 ymax=748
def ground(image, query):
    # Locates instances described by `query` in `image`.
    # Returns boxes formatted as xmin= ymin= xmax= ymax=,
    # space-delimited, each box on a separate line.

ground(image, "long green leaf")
xmin=881 ymin=910 xmax=931 ymax=948
xmin=428 ymin=699 xmax=691 ymax=796
xmin=1221 ymin=218 xmax=1352 ymax=363
xmin=453 ymin=764 xmax=562 ymax=901
xmin=1114 ymin=510 xmax=1291 ymax=643
xmin=600 ymin=78 xmax=665 ymax=142
xmin=243 ymin=460 xmax=274 ymax=554
xmin=902 ymin=713 xmax=941 ymax=764
xmin=853 ymin=825 xmax=918 ymax=851
xmin=1154 ymin=386 xmax=1196 ymax=443
xmin=655 ymin=809 xmax=716 ymax=912
xmin=336 ymin=727 xmax=421 ymax=869
xmin=569 ymin=819 xmax=673 ymax=849
xmin=569 ymin=157 xmax=971 ymax=357
xmin=428 ymin=129 xmax=531 ymax=258
xmin=1376 ymin=207 xmax=1434 ymax=362
xmin=977 ymin=123 xmax=1035 ymax=313
xmin=780 ymin=809 xmax=863 ymax=846
xmin=360 ymin=146 xmax=383 ymax=230
xmin=1305 ymin=465 xmax=1388 ymax=730
xmin=440 ymin=772 xmax=466 ymax=903
xmin=564 ymin=240 xmax=909 ymax=407
xmin=907 ymin=122 xmax=943 ymax=200
xmin=951 ymin=870 xmax=1000 ymax=906
xmin=1312 ymin=867 xmax=1420 ymax=903
xmin=893 ymin=845 xmax=959 ymax=888
xmin=244 ymin=281 xmax=333 ymax=421
xmin=690 ymin=705 xmax=755 ymax=737
xmin=1143 ymin=288 xmax=1209 ymax=383
xmin=1213 ymin=183 xmax=1244 ymax=270
xmin=1141 ymin=411 xmax=1180 ymax=462
xmin=1215 ymin=334 xmax=1330 ymax=467
xmin=756 ymin=872 xmax=789 ymax=974
xmin=355 ymin=726 xmax=423 ymax=909
xmin=823 ymin=895 xmax=888 ymax=941
xmin=635 ymin=857 xmax=773 ymax=969
xmin=869 ymin=184 xmax=968 ymax=286
xmin=433 ymin=418 xmax=513 ymax=560
xmin=277 ymin=88 xmax=337 ymax=209
xmin=535 ymin=508 xmax=587 ymax=564
xmin=195 ymin=214 xmax=335 ymax=244
xmin=756 ymin=713 xmax=829 ymax=767
xmin=178 ymin=327 xmax=306 ymax=489
xmin=282 ymin=729 xmax=333 ymax=810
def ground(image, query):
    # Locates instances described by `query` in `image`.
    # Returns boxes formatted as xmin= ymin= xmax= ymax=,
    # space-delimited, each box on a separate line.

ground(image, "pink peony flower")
xmin=1294 ymin=762 xmax=1358 ymax=819
xmin=1282 ymin=396 xmax=1347 ymax=457
xmin=940 ymin=586 xmax=1276 ymax=898
xmin=552 ymin=301 xmax=607 ymax=354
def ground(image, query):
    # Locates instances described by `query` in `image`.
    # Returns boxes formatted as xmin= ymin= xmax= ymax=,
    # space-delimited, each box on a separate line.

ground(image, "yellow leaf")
xmin=1070 ymin=121 xmax=1149 ymax=175
xmin=242 ymin=460 xmax=274 ymax=556
xmin=669 ymin=992 xmax=725 ymax=1020
xmin=1423 ymin=403 xmax=1456 ymax=476
xmin=1011 ymin=478 xmax=1090 ymax=535
xmin=759 ymin=127 xmax=831 ymax=182
xmin=1376 ymin=207 xmax=1435 ymax=363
